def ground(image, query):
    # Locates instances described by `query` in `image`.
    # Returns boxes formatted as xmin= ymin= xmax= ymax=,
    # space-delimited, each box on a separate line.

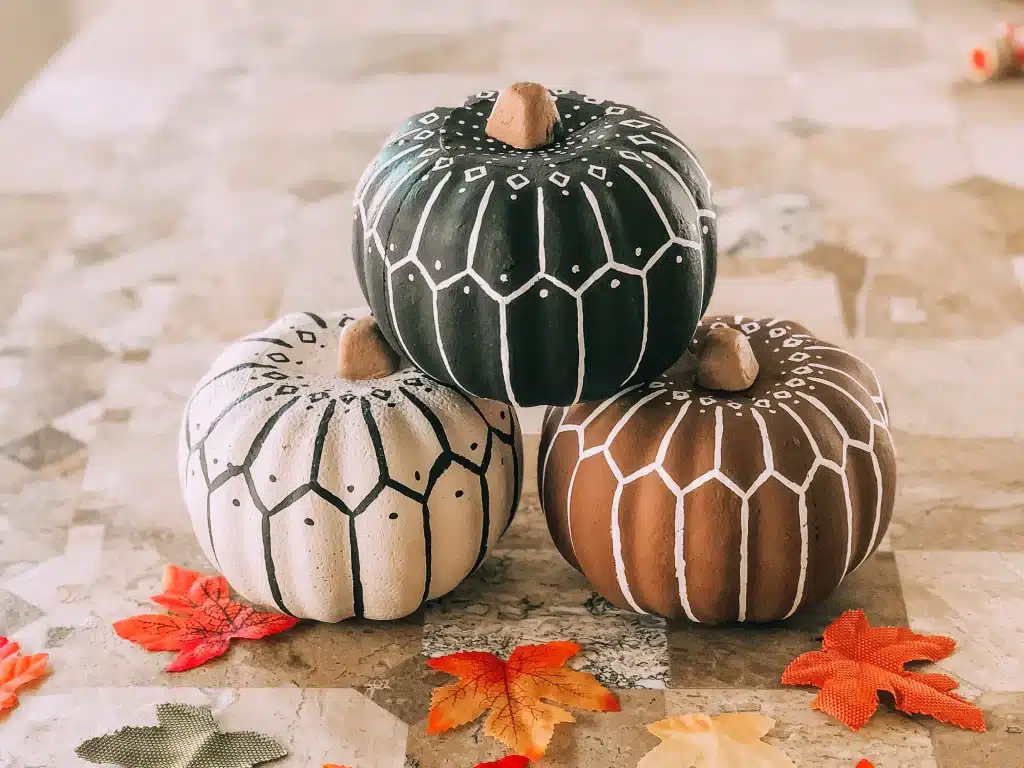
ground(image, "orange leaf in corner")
xmin=0 ymin=636 xmax=49 ymax=715
xmin=113 ymin=564 xmax=299 ymax=672
xmin=781 ymin=610 xmax=986 ymax=732
xmin=474 ymin=757 xmax=530 ymax=768
xmin=856 ymin=761 xmax=875 ymax=768
xmin=427 ymin=641 xmax=619 ymax=760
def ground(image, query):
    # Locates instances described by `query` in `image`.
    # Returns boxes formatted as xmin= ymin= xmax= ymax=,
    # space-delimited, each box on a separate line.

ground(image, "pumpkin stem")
xmin=695 ymin=327 xmax=759 ymax=392
xmin=337 ymin=316 xmax=401 ymax=380
xmin=485 ymin=82 xmax=558 ymax=150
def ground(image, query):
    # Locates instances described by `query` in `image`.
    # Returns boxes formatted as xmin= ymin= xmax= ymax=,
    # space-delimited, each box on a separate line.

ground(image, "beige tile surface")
xmin=0 ymin=0 xmax=1022 ymax=765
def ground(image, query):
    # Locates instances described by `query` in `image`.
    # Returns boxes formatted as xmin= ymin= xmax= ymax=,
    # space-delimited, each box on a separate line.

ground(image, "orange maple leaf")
xmin=0 ymin=637 xmax=49 ymax=715
xmin=781 ymin=609 xmax=986 ymax=731
xmin=113 ymin=564 xmax=299 ymax=672
xmin=856 ymin=761 xmax=875 ymax=768
xmin=426 ymin=641 xmax=619 ymax=760
xmin=474 ymin=757 xmax=530 ymax=768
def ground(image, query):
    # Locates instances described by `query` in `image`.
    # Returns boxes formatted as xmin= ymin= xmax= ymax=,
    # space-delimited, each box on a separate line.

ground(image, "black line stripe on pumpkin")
xmin=184 ymin=363 xmax=278 ymax=438
xmin=207 ymin=396 xmax=300 ymax=493
xmin=502 ymin=421 xmax=522 ymax=536
xmin=420 ymin=453 xmax=453 ymax=603
xmin=302 ymin=312 xmax=328 ymax=328
xmin=198 ymin=443 xmax=220 ymax=570
xmin=188 ymin=382 xmax=275 ymax=452
xmin=400 ymin=386 xmax=451 ymax=452
xmin=241 ymin=336 xmax=293 ymax=348
xmin=468 ymin=431 xmax=496 ymax=574
xmin=349 ymin=515 xmax=364 ymax=618
xmin=309 ymin=399 xmax=337 ymax=484
xmin=244 ymin=468 xmax=295 ymax=617
xmin=387 ymin=479 xmax=425 ymax=504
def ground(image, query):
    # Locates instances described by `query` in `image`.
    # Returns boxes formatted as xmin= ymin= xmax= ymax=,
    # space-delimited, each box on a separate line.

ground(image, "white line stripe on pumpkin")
xmin=580 ymin=182 xmax=614 ymax=263
xmin=800 ymin=393 xmax=855 ymax=575
xmin=368 ymin=152 xmax=427 ymax=223
xmin=537 ymin=186 xmax=547 ymax=273
xmin=642 ymin=151 xmax=701 ymax=223
xmin=650 ymin=131 xmax=711 ymax=192
xmin=540 ymin=408 xmax=569 ymax=499
xmin=573 ymin=296 xmax=586 ymax=403
xmin=618 ymin=165 xmax=673 ymax=237
xmin=737 ymin=408 xmax=776 ymax=622
xmin=698 ymin=209 xmax=717 ymax=219
xmin=622 ymin=277 xmax=650 ymax=387
xmin=357 ymin=143 xmax=423 ymax=220
xmin=807 ymin=377 xmax=875 ymax=449
xmin=369 ymin=160 xmax=431 ymax=259
xmin=805 ymin=346 xmax=888 ymax=418
xmin=785 ymin=491 xmax=812 ymax=620
xmin=388 ymin=172 xmax=451 ymax=374
xmin=467 ymin=180 xmax=496 ymax=271
xmin=673 ymin=494 xmax=699 ymax=621
xmin=498 ymin=303 xmax=520 ymax=409
xmin=610 ymin=482 xmax=647 ymax=614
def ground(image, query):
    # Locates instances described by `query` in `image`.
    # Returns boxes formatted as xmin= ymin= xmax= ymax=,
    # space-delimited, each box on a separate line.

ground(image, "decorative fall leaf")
xmin=856 ymin=761 xmax=875 ymax=768
xmin=321 ymin=765 xmax=351 ymax=768
xmin=637 ymin=713 xmax=795 ymax=767
xmin=76 ymin=702 xmax=286 ymax=767
xmin=0 ymin=636 xmax=49 ymax=715
xmin=474 ymin=758 xmax=531 ymax=768
xmin=781 ymin=609 xmax=986 ymax=732
xmin=113 ymin=564 xmax=300 ymax=672
xmin=427 ymin=641 xmax=619 ymax=760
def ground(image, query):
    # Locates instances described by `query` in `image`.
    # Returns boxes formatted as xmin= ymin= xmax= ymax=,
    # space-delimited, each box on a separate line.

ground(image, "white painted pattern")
xmin=541 ymin=317 xmax=894 ymax=621
xmin=353 ymin=90 xmax=715 ymax=406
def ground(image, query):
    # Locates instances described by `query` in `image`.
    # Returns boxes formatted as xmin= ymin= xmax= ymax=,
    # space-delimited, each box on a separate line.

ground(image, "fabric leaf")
xmin=76 ymin=702 xmax=286 ymax=767
xmin=113 ymin=564 xmax=300 ymax=672
xmin=638 ymin=713 xmax=795 ymax=768
xmin=856 ymin=761 xmax=875 ymax=767
xmin=0 ymin=636 xmax=49 ymax=715
xmin=781 ymin=610 xmax=986 ymax=731
xmin=475 ymin=757 xmax=531 ymax=768
xmin=427 ymin=640 xmax=619 ymax=760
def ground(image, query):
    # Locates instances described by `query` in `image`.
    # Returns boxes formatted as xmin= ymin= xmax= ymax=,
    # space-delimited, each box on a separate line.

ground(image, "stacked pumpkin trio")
xmin=179 ymin=83 xmax=897 ymax=627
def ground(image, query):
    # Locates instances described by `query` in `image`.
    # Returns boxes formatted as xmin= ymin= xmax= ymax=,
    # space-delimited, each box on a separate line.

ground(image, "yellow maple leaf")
xmin=638 ymin=713 xmax=795 ymax=768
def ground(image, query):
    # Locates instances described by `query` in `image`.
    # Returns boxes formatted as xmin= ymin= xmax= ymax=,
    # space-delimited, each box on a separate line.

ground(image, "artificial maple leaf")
xmin=0 ymin=636 xmax=49 ymax=715
xmin=781 ymin=609 xmax=986 ymax=732
xmin=76 ymin=702 xmax=286 ymax=767
xmin=856 ymin=761 xmax=875 ymax=768
xmin=113 ymin=564 xmax=299 ymax=672
xmin=474 ymin=757 xmax=531 ymax=768
xmin=427 ymin=640 xmax=619 ymax=760
xmin=637 ymin=713 xmax=794 ymax=767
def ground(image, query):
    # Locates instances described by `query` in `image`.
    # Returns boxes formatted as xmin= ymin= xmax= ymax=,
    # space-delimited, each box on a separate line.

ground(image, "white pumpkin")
xmin=178 ymin=308 xmax=523 ymax=622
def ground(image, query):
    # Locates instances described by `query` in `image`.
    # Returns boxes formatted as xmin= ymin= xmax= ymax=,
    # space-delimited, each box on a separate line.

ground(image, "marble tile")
xmin=772 ymin=0 xmax=920 ymax=29
xmin=669 ymin=552 xmax=908 ymax=688
xmin=897 ymin=550 xmax=1024 ymax=692
xmin=664 ymin=689 xmax=937 ymax=767
xmin=786 ymin=27 xmax=928 ymax=71
xmin=966 ymin=126 xmax=1024 ymax=190
xmin=0 ymin=425 xmax=86 ymax=471
xmin=706 ymin=275 xmax=850 ymax=342
xmin=641 ymin=22 xmax=789 ymax=75
xmin=0 ymin=687 xmax=407 ymax=768
xmin=930 ymin=692 xmax=1024 ymax=768
xmin=423 ymin=549 xmax=670 ymax=690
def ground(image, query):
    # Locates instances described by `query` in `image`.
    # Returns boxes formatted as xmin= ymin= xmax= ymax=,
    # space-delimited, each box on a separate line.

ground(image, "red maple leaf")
xmin=474 ymin=757 xmax=530 ymax=768
xmin=856 ymin=761 xmax=875 ymax=768
xmin=0 ymin=637 xmax=49 ymax=714
xmin=113 ymin=564 xmax=300 ymax=672
xmin=781 ymin=610 xmax=986 ymax=731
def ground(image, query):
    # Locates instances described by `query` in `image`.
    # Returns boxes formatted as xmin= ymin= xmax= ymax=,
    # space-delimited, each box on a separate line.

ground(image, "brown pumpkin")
xmin=539 ymin=315 xmax=896 ymax=624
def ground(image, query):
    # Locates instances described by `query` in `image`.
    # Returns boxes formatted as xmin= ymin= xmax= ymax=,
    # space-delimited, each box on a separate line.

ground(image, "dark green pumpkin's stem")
xmin=485 ymin=82 xmax=558 ymax=150
xmin=337 ymin=317 xmax=401 ymax=380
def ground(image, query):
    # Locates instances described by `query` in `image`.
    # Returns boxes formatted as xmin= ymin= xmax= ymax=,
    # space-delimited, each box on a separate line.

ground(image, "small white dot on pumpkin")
xmin=564 ymin=114 xmax=572 ymax=119
xmin=700 ymin=409 xmax=706 ymax=413
xmin=510 ymin=194 xmax=517 ymax=200
xmin=434 ymin=260 xmax=442 ymax=270
xmin=606 ymin=182 xmax=613 ymax=187
xmin=463 ymin=285 xmax=471 ymax=294
xmin=407 ymin=274 xmax=414 ymax=282
xmin=574 ymin=105 xmax=581 ymax=110
xmin=809 ymin=385 xmax=815 ymax=390
xmin=611 ymin=279 xmax=621 ymax=288
xmin=770 ymin=410 xmax=777 ymax=414
xmin=518 ymin=166 xmax=525 ymax=170
xmin=540 ymin=288 xmax=549 ymax=298
xmin=459 ymin=187 xmax=466 ymax=193
xmin=562 ymin=190 xmax=569 ymax=196
xmin=548 ymin=163 xmax=556 ymax=168
xmin=645 ymin=163 xmax=653 ymax=168
xmin=702 ymin=225 xmax=709 ymax=234
xmin=397 ymin=140 xmax=405 ymax=145
xmin=572 ymin=264 xmax=580 ymax=273
xmin=598 ymin=135 xmax=606 ymax=139
xmin=500 ymin=274 xmax=508 ymax=282
xmin=774 ymin=348 xmax=780 ymax=352
xmin=676 ymin=255 xmax=683 ymax=263
xmin=486 ymin=138 xmax=494 ymax=143
xmin=475 ymin=112 xmax=483 ymax=117
xmin=389 ymin=243 xmax=395 ymax=251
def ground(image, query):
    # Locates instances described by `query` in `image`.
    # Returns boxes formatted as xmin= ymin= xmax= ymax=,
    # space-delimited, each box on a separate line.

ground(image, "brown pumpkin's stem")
xmin=485 ymin=82 xmax=558 ymax=150
xmin=337 ymin=316 xmax=401 ymax=380
xmin=696 ymin=327 xmax=759 ymax=392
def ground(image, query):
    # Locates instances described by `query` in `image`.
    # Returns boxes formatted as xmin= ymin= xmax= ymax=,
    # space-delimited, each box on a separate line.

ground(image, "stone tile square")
xmin=897 ymin=550 xmax=1024 ymax=692
xmin=641 ymin=22 xmax=789 ymax=75
xmin=669 ymin=552 xmax=908 ymax=688
xmin=966 ymin=126 xmax=1024 ymax=188
xmin=786 ymin=27 xmax=928 ymax=72
xmin=0 ymin=687 xmax=407 ymax=768
xmin=405 ymin=688 xmax=665 ymax=768
xmin=930 ymin=692 xmax=1024 ymax=768
xmin=665 ymin=689 xmax=937 ymax=767
xmin=1 ymin=425 xmax=86 ymax=471
xmin=423 ymin=548 xmax=670 ymax=690
xmin=772 ymin=0 xmax=919 ymax=29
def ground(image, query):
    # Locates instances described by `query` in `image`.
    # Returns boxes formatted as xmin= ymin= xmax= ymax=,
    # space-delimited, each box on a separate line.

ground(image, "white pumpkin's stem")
xmin=485 ymin=82 xmax=558 ymax=150
xmin=696 ymin=328 xmax=759 ymax=392
xmin=337 ymin=317 xmax=401 ymax=380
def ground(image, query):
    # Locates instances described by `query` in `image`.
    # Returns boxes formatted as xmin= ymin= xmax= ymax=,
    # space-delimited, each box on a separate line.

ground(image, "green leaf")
xmin=75 ymin=702 xmax=287 ymax=768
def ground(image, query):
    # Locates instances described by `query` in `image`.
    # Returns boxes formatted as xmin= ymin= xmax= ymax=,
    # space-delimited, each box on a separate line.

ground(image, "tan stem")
xmin=695 ymin=328 xmax=759 ymax=392
xmin=485 ymin=82 xmax=558 ymax=150
xmin=337 ymin=316 xmax=401 ymax=380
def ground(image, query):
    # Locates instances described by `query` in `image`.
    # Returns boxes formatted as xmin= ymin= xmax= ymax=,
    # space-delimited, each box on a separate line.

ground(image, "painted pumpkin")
xmin=178 ymin=309 xmax=523 ymax=622
xmin=353 ymin=82 xmax=717 ymax=408
xmin=539 ymin=315 xmax=896 ymax=624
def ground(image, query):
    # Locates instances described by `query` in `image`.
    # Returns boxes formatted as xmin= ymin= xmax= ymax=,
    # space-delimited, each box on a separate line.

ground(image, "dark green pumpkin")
xmin=353 ymin=86 xmax=717 ymax=407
